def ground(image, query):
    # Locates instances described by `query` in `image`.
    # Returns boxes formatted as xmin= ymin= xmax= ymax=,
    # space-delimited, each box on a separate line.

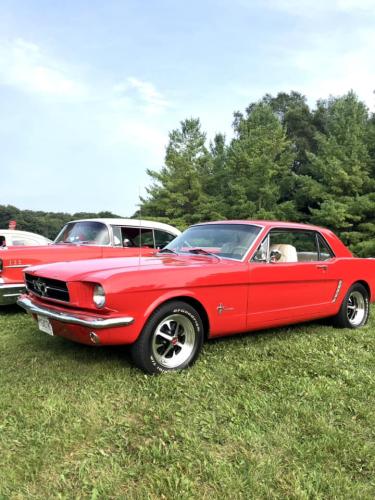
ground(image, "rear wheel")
xmin=131 ymin=301 xmax=204 ymax=374
xmin=333 ymin=283 xmax=369 ymax=328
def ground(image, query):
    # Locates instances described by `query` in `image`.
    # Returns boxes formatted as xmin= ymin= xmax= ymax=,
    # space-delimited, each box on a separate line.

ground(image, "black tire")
xmin=130 ymin=300 xmax=204 ymax=374
xmin=332 ymin=283 xmax=369 ymax=329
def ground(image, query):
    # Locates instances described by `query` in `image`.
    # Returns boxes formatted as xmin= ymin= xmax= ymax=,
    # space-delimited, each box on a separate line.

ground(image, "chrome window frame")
xmin=250 ymin=228 xmax=336 ymax=264
xmin=316 ymin=232 xmax=336 ymax=260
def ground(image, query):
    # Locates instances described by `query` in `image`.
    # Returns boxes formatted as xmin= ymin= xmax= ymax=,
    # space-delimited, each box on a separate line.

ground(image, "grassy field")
xmin=1 ymin=306 xmax=374 ymax=499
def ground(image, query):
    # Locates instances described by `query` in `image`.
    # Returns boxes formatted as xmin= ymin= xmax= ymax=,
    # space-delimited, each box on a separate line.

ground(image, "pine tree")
xmin=203 ymin=133 xmax=229 ymax=219
xmin=139 ymin=119 xmax=214 ymax=228
xmin=260 ymin=91 xmax=318 ymax=175
xmin=225 ymin=103 xmax=297 ymax=220
xmin=300 ymin=92 xmax=372 ymax=251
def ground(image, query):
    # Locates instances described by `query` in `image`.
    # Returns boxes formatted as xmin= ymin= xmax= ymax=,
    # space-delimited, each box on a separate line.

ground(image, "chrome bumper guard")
xmin=0 ymin=283 xmax=26 ymax=305
xmin=17 ymin=296 xmax=134 ymax=329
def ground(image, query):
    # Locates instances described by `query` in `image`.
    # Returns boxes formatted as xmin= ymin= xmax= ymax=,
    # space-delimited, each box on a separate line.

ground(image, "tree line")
xmin=0 ymin=205 xmax=120 ymax=240
xmin=2 ymin=90 xmax=374 ymax=256
xmin=139 ymin=91 xmax=375 ymax=257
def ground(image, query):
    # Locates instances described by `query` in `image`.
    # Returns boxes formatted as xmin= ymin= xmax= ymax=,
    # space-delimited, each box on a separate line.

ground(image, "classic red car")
xmin=0 ymin=218 xmax=180 ymax=305
xmin=18 ymin=221 xmax=374 ymax=374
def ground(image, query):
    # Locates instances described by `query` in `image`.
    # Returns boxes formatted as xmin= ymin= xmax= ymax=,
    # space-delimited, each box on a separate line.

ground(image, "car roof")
xmin=0 ymin=229 xmax=51 ymax=239
xmin=69 ymin=218 xmax=181 ymax=235
xmin=194 ymin=220 xmax=328 ymax=231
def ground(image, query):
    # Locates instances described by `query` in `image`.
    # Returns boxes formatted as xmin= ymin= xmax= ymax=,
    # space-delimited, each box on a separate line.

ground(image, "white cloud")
xmin=0 ymin=38 xmax=87 ymax=98
xmin=0 ymin=37 xmax=171 ymax=161
xmin=288 ymin=29 xmax=375 ymax=108
xmin=268 ymin=0 xmax=375 ymax=15
xmin=115 ymin=120 xmax=167 ymax=157
xmin=232 ymin=24 xmax=375 ymax=111
xmin=114 ymin=77 xmax=169 ymax=113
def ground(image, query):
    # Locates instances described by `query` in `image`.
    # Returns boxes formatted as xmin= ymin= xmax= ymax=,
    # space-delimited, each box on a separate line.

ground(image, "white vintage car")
xmin=0 ymin=218 xmax=181 ymax=305
xmin=0 ymin=230 xmax=52 ymax=247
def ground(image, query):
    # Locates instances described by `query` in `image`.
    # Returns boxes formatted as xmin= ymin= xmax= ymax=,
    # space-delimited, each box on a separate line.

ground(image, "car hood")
xmin=25 ymin=254 xmax=228 ymax=282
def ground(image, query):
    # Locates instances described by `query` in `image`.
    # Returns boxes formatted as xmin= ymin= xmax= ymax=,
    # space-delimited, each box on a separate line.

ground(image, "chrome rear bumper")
xmin=0 ymin=283 xmax=26 ymax=306
xmin=17 ymin=296 xmax=134 ymax=329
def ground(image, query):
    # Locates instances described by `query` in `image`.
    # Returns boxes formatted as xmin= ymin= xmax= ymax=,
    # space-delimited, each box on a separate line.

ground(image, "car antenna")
xmin=138 ymin=185 xmax=142 ymax=266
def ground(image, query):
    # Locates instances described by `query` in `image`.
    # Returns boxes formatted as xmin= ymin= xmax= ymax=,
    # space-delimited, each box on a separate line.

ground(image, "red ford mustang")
xmin=18 ymin=221 xmax=375 ymax=374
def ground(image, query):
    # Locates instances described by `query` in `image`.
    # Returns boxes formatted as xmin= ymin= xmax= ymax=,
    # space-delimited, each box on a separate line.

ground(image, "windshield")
xmin=164 ymin=223 xmax=261 ymax=261
xmin=54 ymin=221 xmax=110 ymax=245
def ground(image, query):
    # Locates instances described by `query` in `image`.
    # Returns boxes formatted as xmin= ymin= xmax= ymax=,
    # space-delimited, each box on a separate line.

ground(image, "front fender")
xmin=142 ymin=289 xmax=199 ymax=325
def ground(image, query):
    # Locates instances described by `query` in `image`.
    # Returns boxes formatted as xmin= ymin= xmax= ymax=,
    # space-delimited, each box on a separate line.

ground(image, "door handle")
xmin=316 ymin=264 xmax=328 ymax=271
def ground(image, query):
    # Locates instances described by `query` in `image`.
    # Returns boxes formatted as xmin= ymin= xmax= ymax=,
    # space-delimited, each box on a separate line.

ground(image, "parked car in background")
xmin=18 ymin=220 xmax=375 ymax=374
xmin=0 ymin=229 xmax=52 ymax=247
xmin=0 ymin=218 xmax=180 ymax=305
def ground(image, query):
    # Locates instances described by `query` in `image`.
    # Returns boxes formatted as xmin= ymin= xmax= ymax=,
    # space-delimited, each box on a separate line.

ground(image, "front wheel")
xmin=131 ymin=301 xmax=204 ymax=374
xmin=333 ymin=283 xmax=369 ymax=329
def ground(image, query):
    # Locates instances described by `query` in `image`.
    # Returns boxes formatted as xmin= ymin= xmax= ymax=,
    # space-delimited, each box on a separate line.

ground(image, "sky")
xmin=0 ymin=0 xmax=374 ymax=217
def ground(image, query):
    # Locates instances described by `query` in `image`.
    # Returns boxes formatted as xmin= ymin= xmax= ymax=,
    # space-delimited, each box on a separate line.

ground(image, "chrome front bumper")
xmin=0 ymin=283 xmax=26 ymax=305
xmin=17 ymin=296 xmax=135 ymax=329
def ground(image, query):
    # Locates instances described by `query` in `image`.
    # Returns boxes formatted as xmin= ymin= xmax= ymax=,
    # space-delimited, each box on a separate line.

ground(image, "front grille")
xmin=25 ymin=273 xmax=70 ymax=302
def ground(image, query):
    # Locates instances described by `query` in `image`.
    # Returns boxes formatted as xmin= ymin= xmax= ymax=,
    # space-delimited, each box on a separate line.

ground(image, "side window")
xmin=0 ymin=235 xmax=6 ymax=247
xmin=318 ymin=234 xmax=334 ymax=261
xmin=134 ymin=228 xmax=154 ymax=247
xmin=254 ymin=230 xmax=324 ymax=263
xmin=11 ymin=237 xmax=38 ymax=246
xmin=154 ymin=230 xmax=176 ymax=249
xmin=121 ymin=227 xmax=154 ymax=247
xmin=269 ymin=231 xmax=299 ymax=263
xmin=269 ymin=230 xmax=319 ymax=263
xmin=112 ymin=226 xmax=122 ymax=247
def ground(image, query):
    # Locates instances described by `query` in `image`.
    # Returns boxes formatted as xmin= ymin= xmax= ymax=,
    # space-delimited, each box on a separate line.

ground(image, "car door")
xmin=247 ymin=228 xmax=339 ymax=329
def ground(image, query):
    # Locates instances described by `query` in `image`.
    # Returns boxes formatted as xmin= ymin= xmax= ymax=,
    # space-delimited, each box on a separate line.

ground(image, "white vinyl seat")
xmin=269 ymin=243 xmax=298 ymax=263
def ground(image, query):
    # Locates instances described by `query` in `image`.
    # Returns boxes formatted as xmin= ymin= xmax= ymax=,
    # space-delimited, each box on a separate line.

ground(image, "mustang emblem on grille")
xmin=34 ymin=278 xmax=48 ymax=296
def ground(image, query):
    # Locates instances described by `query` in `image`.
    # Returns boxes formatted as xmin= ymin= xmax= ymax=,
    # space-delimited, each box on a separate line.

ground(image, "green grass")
xmin=1 ymin=306 xmax=374 ymax=499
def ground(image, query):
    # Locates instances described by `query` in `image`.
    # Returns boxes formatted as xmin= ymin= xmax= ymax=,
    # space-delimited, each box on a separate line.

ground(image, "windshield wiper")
xmin=188 ymin=248 xmax=221 ymax=260
xmin=158 ymin=248 xmax=178 ymax=255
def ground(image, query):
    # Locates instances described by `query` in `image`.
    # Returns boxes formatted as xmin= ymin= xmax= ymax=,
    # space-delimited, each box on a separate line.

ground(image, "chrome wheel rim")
xmin=347 ymin=291 xmax=366 ymax=326
xmin=151 ymin=314 xmax=196 ymax=369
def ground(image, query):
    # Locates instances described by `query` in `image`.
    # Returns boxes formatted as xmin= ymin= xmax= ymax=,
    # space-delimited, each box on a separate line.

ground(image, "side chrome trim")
xmin=17 ymin=296 xmax=135 ymax=329
xmin=4 ymin=264 xmax=32 ymax=269
xmin=332 ymin=280 xmax=343 ymax=302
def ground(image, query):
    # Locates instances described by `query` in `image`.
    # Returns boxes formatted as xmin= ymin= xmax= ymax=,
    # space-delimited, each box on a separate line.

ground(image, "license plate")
xmin=37 ymin=315 xmax=54 ymax=336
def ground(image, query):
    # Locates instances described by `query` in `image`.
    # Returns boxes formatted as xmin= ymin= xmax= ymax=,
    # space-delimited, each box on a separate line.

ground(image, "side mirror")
xmin=253 ymin=251 xmax=267 ymax=262
xmin=269 ymin=249 xmax=282 ymax=263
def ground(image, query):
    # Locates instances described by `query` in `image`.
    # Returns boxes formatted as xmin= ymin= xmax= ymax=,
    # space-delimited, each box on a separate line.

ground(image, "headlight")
xmin=93 ymin=285 xmax=106 ymax=308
